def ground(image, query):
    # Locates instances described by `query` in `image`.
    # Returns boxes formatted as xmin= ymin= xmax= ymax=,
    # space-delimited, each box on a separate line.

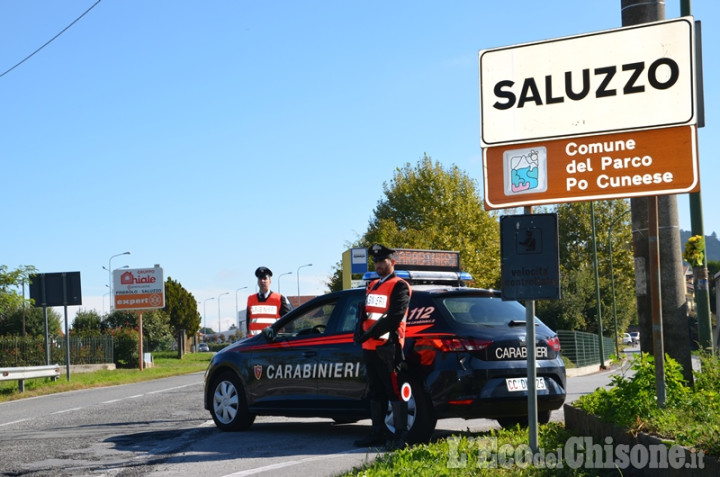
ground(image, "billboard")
xmin=113 ymin=265 xmax=165 ymax=311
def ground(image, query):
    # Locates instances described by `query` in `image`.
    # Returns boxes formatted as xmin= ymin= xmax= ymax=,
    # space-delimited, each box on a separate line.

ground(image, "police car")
xmin=204 ymin=267 xmax=566 ymax=443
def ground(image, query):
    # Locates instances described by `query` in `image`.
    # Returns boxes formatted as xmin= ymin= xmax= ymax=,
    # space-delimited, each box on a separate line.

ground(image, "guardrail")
xmin=0 ymin=364 xmax=60 ymax=392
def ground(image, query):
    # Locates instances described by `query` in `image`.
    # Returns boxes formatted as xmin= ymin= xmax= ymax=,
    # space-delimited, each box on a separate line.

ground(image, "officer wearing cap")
xmin=353 ymin=244 xmax=411 ymax=449
xmin=246 ymin=266 xmax=292 ymax=336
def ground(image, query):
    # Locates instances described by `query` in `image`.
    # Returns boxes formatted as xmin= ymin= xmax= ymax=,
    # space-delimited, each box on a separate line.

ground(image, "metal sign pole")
xmin=524 ymin=206 xmax=538 ymax=454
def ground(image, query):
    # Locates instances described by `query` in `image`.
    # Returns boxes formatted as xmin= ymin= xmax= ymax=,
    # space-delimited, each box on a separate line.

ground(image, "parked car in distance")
xmin=630 ymin=332 xmax=640 ymax=344
xmin=622 ymin=333 xmax=633 ymax=345
xmin=198 ymin=343 xmax=210 ymax=352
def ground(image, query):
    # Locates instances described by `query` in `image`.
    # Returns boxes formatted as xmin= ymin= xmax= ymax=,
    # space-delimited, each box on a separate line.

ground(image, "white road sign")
xmin=479 ymin=17 xmax=696 ymax=147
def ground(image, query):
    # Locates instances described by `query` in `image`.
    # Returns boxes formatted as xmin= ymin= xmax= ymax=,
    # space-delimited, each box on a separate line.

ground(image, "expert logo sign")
xmin=113 ymin=265 xmax=165 ymax=310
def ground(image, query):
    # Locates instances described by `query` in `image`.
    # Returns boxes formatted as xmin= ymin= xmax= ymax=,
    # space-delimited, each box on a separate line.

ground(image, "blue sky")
xmin=1 ymin=1 xmax=717 ymax=331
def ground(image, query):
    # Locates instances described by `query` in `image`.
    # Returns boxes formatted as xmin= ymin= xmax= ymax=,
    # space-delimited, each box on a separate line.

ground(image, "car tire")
xmin=210 ymin=372 xmax=256 ymax=431
xmin=385 ymin=377 xmax=436 ymax=444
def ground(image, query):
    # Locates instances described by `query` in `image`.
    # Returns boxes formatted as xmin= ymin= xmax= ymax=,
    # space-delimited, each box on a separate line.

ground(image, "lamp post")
xmin=203 ymin=297 xmax=215 ymax=333
xmin=296 ymin=264 xmax=312 ymax=305
xmin=277 ymin=272 xmax=292 ymax=295
xmin=217 ymin=292 xmax=230 ymax=335
xmin=235 ymin=286 xmax=248 ymax=330
xmin=107 ymin=251 xmax=130 ymax=311
xmin=608 ymin=209 xmax=632 ymax=358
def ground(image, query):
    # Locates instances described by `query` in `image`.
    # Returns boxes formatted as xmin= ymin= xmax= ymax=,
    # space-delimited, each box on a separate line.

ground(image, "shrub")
xmin=107 ymin=327 xmax=139 ymax=368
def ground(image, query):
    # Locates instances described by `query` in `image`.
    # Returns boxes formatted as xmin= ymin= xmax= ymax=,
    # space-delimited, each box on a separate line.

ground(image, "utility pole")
xmin=622 ymin=0 xmax=694 ymax=384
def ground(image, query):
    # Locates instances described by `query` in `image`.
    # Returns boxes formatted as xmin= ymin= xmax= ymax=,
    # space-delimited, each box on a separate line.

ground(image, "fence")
xmin=557 ymin=330 xmax=616 ymax=368
xmin=0 ymin=336 xmax=114 ymax=367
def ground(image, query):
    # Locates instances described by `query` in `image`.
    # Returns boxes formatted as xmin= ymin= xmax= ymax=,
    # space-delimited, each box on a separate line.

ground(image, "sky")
xmin=1 ymin=1 xmax=718 ymax=333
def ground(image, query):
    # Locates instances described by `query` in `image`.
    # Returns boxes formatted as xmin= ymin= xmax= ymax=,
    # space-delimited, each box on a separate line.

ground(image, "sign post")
xmin=113 ymin=265 xmax=165 ymax=370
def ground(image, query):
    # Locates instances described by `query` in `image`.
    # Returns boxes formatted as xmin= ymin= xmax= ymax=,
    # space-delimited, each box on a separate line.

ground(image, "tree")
xmin=0 ymin=306 xmax=62 ymax=336
xmin=102 ymin=309 xmax=174 ymax=352
xmin=71 ymin=309 xmax=103 ymax=336
xmin=362 ymin=154 xmax=500 ymax=288
xmin=163 ymin=277 xmax=201 ymax=337
xmin=536 ymin=200 xmax=636 ymax=338
xmin=0 ymin=265 xmax=37 ymax=325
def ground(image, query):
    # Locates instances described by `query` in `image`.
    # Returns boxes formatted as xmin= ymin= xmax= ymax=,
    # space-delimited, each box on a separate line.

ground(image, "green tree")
xmin=0 ymin=306 xmax=62 ymax=336
xmin=71 ymin=309 xmax=103 ymax=336
xmin=362 ymin=154 xmax=500 ymax=288
xmin=163 ymin=277 xmax=201 ymax=337
xmin=102 ymin=309 xmax=174 ymax=352
xmin=536 ymin=200 xmax=636 ymax=337
xmin=0 ymin=265 xmax=36 ymax=321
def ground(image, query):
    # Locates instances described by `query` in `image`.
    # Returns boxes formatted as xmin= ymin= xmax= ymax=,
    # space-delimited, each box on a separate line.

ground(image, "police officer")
xmin=353 ymin=244 xmax=412 ymax=449
xmin=246 ymin=266 xmax=292 ymax=336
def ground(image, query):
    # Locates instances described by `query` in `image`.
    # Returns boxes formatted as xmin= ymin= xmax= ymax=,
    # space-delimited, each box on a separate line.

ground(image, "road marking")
xmin=51 ymin=407 xmax=82 ymax=414
xmin=222 ymin=451 xmax=358 ymax=476
xmin=0 ymin=419 xmax=29 ymax=427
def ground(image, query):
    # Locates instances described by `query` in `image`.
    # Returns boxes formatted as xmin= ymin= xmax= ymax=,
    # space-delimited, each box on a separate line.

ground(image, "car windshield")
xmin=439 ymin=295 xmax=532 ymax=327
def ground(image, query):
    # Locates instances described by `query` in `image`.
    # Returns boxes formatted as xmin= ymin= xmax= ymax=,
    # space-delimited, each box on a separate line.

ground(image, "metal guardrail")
xmin=0 ymin=364 xmax=60 ymax=392
xmin=557 ymin=330 xmax=615 ymax=368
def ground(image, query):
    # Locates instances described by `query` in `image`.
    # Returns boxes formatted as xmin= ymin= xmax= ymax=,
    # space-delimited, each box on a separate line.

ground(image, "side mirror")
xmin=262 ymin=327 xmax=276 ymax=341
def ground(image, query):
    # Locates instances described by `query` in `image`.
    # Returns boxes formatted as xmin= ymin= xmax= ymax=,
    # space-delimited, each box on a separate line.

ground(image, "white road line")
xmin=0 ymin=418 xmax=29 ymax=427
xmin=223 ymin=451 xmax=355 ymax=477
xmin=51 ymin=407 xmax=82 ymax=414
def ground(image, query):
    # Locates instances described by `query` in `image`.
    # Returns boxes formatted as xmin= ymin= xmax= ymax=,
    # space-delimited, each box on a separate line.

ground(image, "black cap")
xmin=368 ymin=243 xmax=396 ymax=262
xmin=255 ymin=266 xmax=273 ymax=278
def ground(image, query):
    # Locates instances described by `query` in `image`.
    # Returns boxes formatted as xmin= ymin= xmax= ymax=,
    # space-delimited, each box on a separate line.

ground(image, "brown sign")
xmin=483 ymin=126 xmax=698 ymax=210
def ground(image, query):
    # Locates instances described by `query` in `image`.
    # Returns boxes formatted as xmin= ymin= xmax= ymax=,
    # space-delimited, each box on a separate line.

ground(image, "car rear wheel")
xmin=385 ymin=378 xmax=436 ymax=444
xmin=210 ymin=372 xmax=256 ymax=431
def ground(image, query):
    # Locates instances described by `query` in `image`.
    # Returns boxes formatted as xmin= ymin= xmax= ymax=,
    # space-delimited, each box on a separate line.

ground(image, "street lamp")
xmin=107 ymin=251 xmax=130 ymax=311
xmin=296 ymin=264 xmax=312 ymax=305
xmin=217 ymin=292 xmax=230 ymax=334
xmin=608 ymin=209 xmax=632 ymax=358
xmin=277 ymin=271 xmax=292 ymax=294
xmin=235 ymin=286 xmax=248 ymax=329
xmin=203 ymin=297 xmax=215 ymax=333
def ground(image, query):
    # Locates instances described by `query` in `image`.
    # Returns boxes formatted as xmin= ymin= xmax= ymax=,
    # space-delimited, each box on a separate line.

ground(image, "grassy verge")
xmin=0 ymin=351 xmax=212 ymax=403
xmin=342 ymin=423 xmax=615 ymax=476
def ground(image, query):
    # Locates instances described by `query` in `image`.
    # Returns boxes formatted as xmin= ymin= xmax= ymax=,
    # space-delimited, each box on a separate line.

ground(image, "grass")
xmin=342 ymin=423 xmax=617 ymax=476
xmin=0 ymin=351 xmax=212 ymax=403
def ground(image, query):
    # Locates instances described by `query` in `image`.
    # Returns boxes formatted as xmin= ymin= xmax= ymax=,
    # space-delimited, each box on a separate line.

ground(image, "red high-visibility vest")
xmin=247 ymin=292 xmax=282 ymax=336
xmin=362 ymin=276 xmax=410 ymax=350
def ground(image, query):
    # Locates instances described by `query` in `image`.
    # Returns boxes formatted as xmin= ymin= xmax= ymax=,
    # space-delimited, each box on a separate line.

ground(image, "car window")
xmin=336 ymin=294 xmax=365 ymax=333
xmin=440 ymin=296 xmax=527 ymax=326
xmin=277 ymin=302 xmax=336 ymax=337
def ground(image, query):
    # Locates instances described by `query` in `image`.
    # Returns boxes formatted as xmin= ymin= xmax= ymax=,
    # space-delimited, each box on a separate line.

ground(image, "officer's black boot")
xmin=386 ymin=400 xmax=408 ymax=450
xmin=354 ymin=400 xmax=387 ymax=447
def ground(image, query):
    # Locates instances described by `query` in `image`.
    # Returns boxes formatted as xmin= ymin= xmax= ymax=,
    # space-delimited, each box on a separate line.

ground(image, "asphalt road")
xmin=0 ymin=354 xmax=630 ymax=477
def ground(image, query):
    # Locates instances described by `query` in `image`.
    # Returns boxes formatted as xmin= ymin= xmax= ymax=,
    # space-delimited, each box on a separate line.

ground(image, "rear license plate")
xmin=506 ymin=377 xmax=546 ymax=392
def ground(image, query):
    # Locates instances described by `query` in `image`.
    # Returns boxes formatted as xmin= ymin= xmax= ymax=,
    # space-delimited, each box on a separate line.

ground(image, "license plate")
xmin=506 ymin=377 xmax=546 ymax=392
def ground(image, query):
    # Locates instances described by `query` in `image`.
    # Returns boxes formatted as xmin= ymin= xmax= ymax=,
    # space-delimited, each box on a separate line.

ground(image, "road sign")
xmin=479 ymin=17 xmax=696 ymax=147
xmin=483 ymin=125 xmax=698 ymax=209
xmin=113 ymin=265 xmax=165 ymax=310
xmin=500 ymin=214 xmax=560 ymax=301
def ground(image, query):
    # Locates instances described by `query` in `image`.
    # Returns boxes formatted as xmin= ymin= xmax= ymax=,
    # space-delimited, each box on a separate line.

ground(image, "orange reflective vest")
xmin=362 ymin=275 xmax=410 ymax=350
xmin=247 ymin=292 xmax=282 ymax=336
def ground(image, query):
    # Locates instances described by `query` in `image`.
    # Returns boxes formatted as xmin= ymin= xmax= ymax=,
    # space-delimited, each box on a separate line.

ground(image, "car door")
xmin=247 ymin=297 xmax=337 ymax=412
xmin=312 ymin=292 xmax=368 ymax=413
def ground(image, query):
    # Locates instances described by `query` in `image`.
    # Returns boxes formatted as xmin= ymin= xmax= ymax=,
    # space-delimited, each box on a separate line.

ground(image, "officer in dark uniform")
xmin=353 ymin=244 xmax=412 ymax=449
xmin=246 ymin=266 xmax=292 ymax=336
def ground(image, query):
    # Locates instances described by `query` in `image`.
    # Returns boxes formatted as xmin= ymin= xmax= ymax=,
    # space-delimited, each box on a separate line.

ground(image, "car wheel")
xmin=538 ymin=410 xmax=551 ymax=424
xmin=385 ymin=378 xmax=436 ymax=444
xmin=210 ymin=372 xmax=256 ymax=431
